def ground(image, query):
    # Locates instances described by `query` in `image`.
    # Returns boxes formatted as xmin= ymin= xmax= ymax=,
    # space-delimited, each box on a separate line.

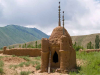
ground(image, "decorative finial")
xmin=62 ymin=11 xmax=64 ymax=35
xmin=58 ymin=2 xmax=61 ymax=26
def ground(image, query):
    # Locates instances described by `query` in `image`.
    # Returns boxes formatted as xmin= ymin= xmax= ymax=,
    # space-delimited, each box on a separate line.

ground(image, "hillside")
xmin=71 ymin=33 xmax=100 ymax=49
xmin=0 ymin=25 xmax=49 ymax=48
xmin=7 ymin=33 xmax=100 ymax=49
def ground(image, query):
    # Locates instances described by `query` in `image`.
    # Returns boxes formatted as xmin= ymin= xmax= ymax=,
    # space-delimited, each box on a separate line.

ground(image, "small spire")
xmin=62 ymin=11 xmax=64 ymax=35
xmin=58 ymin=2 xmax=61 ymax=26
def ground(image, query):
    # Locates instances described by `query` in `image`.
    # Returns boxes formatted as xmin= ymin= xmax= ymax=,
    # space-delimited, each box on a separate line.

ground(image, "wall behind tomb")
xmin=0 ymin=50 xmax=3 ymax=54
xmin=79 ymin=49 xmax=100 ymax=53
xmin=3 ymin=47 xmax=41 ymax=57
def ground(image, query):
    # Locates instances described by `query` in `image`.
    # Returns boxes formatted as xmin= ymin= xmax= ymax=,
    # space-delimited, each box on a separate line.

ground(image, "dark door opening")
xmin=53 ymin=51 xmax=58 ymax=63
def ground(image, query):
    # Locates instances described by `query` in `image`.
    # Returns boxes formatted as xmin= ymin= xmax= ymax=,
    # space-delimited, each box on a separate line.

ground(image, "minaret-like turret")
xmin=58 ymin=2 xmax=61 ymax=26
xmin=62 ymin=11 xmax=64 ymax=35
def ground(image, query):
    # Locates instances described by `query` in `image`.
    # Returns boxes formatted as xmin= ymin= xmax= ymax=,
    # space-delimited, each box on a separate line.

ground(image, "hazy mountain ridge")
xmin=0 ymin=25 xmax=49 ymax=48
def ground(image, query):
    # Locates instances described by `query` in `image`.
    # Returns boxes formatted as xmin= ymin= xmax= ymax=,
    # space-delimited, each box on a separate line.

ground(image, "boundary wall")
xmin=79 ymin=49 xmax=100 ymax=53
xmin=2 ymin=46 xmax=41 ymax=57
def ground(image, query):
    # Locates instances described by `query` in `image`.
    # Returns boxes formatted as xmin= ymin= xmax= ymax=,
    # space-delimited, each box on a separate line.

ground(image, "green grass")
xmin=12 ymin=55 xmax=16 ymax=57
xmin=35 ymin=64 xmax=40 ymax=70
xmin=35 ymin=61 xmax=40 ymax=65
xmin=30 ymin=61 xmax=35 ymax=67
xmin=0 ymin=61 xmax=4 ymax=67
xmin=9 ymin=65 xmax=14 ymax=69
xmin=20 ymin=71 xmax=31 ymax=75
xmin=34 ymin=56 xmax=41 ymax=60
xmin=18 ymin=62 xmax=25 ymax=67
xmin=19 ymin=56 xmax=30 ymax=61
xmin=70 ymin=51 xmax=100 ymax=75
xmin=24 ymin=62 xmax=31 ymax=67
xmin=0 ymin=67 xmax=4 ymax=74
xmin=0 ymin=56 xmax=3 ymax=60
xmin=9 ymin=65 xmax=18 ymax=69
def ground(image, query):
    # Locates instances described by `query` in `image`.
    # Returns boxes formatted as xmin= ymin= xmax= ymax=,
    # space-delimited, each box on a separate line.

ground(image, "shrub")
xmin=35 ymin=61 xmax=40 ymax=65
xmin=24 ymin=62 xmax=30 ymax=67
xmin=12 ymin=55 xmax=16 ymax=57
xmin=19 ymin=56 xmax=30 ymax=61
xmin=0 ymin=61 xmax=4 ymax=67
xmin=35 ymin=64 xmax=40 ymax=70
xmin=0 ymin=56 xmax=3 ymax=60
xmin=0 ymin=67 xmax=4 ymax=74
xmin=19 ymin=62 xmax=25 ymax=67
xmin=13 ymin=65 xmax=18 ymax=69
xmin=30 ymin=61 xmax=35 ymax=66
xmin=73 ymin=42 xmax=84 ymax=51
xmin=34 ymin=56 xmax=41 ymax=60
xmin=9 ymin=65 xmax=13 ymax=69
xmin=20 ymin=71 xmax=31 ymax=75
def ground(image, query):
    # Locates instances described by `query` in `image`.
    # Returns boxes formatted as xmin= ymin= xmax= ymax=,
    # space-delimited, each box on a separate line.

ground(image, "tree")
xmin=25 ymin=43 xmax=26 ymax=48
xmin=22 ymin=44 xmax=25 ymax=48
xmin=38 ymin=44 xmax=41 ymax=48
xmin=35 ymin=41 xmax=37 ymax=48
xmin=95 ymin=35 xmax=99 ymax=49
xmin=19 ymin=45 xmax=21 ymax=48
xmin=87 ymin=41 xmax=94 ymax=49
xmin=73 ymin=42 xmax=83 ymax=51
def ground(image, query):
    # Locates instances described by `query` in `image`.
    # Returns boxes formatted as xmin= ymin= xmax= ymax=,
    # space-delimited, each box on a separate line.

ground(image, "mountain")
xmin=0 ymin=25 xmax=49 ymax=48
xmin=7 ymin=33 xmax=100 ymax=49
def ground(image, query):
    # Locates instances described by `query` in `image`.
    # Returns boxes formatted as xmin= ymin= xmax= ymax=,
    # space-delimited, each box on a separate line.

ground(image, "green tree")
xmin=87 ymin=41 xmax=94 ymax=49
xmin=37 ymin=44 xmax=41 ymax=48
xmin=95 ymin=35 xmax=99 ymax=49
xmin=25 ymin=43 xmax=26 ymax=48
xmin=19 ymin=44 xmax=21 ymax=48
xmin=35 ymin=41 xmax=37 ymax=48
xmin=73 ymin=42 xmax=83 ymax=51
xmin=22 ymin=44 xmax=25 ymax=48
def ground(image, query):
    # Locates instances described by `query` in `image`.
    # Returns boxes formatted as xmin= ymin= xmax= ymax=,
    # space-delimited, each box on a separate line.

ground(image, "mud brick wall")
xmin=3 ymin=47 xmax=41 ymax=57
xmin=0 ymin=50 xmax=3 ymax=54
xmin=79 ymin=49 xmax=100 ymax=53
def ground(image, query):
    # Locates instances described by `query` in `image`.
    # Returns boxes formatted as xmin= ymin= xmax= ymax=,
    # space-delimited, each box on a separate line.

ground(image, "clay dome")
xmin=49 ymin=26 xmax=72 ymax=46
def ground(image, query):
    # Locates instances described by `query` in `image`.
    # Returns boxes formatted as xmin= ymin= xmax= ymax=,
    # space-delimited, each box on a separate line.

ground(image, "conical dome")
xmin=49 ymin=26 xmax=72 ymax=46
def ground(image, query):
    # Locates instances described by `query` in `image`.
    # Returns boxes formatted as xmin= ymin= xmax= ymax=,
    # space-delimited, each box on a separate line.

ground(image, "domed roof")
xmin=49 ymin=26 xmax=72 ymax=46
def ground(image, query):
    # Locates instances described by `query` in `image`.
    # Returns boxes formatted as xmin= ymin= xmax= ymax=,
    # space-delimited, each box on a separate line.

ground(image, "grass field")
xmin=70 ymin=51 xmax=100 ymax=75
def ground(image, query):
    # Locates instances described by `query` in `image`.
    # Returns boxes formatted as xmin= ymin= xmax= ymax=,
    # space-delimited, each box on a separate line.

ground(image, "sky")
xmin=0 ymin=0 xmax=100 ymax=36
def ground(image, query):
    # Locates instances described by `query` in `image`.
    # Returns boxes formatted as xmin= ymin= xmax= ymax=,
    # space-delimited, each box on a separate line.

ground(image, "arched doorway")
xmin=53 ymin=51 xmax=58 ymax=63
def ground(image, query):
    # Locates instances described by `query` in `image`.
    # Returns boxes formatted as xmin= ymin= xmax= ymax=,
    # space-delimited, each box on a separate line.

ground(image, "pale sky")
xmin=0 ymin=0 xmax=100 ymax=36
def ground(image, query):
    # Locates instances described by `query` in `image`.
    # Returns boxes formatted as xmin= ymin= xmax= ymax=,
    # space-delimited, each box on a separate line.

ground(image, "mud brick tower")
xmin=41 ymin=2 xmax=76 ymax=72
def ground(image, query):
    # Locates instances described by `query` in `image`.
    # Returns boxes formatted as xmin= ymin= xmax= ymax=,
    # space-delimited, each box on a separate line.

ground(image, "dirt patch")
xmin=1 ymin=57 xmax=26 ymax=63
xmin=0 ymin=54 xmax=85 ymax=75
xmin=76 ymin=59 xmax=86 ymax=66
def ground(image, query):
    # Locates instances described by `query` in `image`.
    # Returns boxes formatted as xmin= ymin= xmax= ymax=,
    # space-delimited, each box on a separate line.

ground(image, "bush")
xmin=30 ymin=61 xmax=35 ymax=67
xmin=0 ymin=61 xmax=4 ymax=67
xmin=35 ymin=61 xmax=40 ymax=65
xmin=35 ymin=64 xmax=40 ymax=70
xmin=0 ymin=67 xmax=4 ymax=74
xmin=9 ymin=65 xmax=13 ymax=69
xmin=19 ymin=62 xmax=25 ymax=67
xmin=12 ymin=55 xmax=16 ymax=57
xmin=24 ymin=62 xmax=30 ymax=67
xmin=19 ymin=56 xmax=30 ymax=61
xmin=34 ymin=56 xmax=41 ymax=60
xmin=0 ymin=56 xmax=3 ymax=60
xmin=20 ymin=71 xmax=31 ymax=75
xmin=73 ymin=42 xmax=84 ymax=51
